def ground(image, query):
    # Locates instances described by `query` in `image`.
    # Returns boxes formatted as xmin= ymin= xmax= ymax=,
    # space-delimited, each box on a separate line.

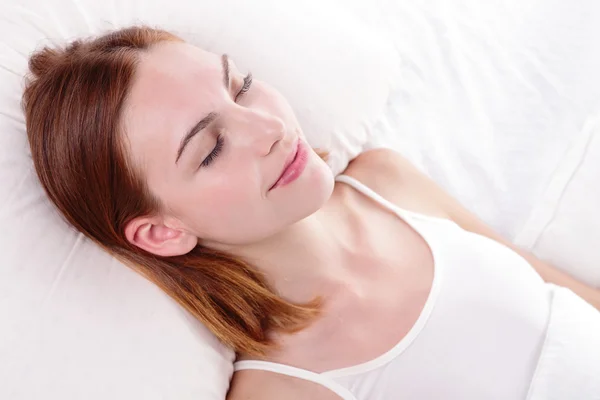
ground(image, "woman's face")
xmin=123 ymin=41 xmax=334 ymax=251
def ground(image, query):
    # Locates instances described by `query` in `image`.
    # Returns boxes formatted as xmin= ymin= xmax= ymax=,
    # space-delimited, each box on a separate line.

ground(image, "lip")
xmin=269 ymin=138 xmax=308 ymax=191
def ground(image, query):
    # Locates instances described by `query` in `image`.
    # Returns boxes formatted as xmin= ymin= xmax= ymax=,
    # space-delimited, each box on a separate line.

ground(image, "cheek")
xmin=202 ymin=182 xmax=240 ymax=212
xmin=193 ymin=175 xmax=260 ymax=232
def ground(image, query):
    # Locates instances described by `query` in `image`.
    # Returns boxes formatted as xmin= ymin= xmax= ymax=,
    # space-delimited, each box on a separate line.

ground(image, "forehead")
xmin=129 ymin=41 xmax=223 ymax=107
xmin=122 ymin=42 xmax=224 ymax=178
xmin=141 ymin=41 xmax=221 ymax=80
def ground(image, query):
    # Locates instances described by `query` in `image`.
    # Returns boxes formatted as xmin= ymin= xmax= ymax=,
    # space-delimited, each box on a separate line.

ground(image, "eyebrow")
xmin=222 ymin=53 xmax=230 ymax=88
xmin=175 ymin=54 xmax=231 ymax=164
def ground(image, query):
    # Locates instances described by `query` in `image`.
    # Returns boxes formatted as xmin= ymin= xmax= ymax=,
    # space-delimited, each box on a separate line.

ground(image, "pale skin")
xmin=122 ymin=41 xmax=600 ymax=400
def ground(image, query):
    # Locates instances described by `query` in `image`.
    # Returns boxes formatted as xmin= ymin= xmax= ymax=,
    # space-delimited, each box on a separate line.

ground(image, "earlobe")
xmin=124 ymin=216 xmax=198 ymax=257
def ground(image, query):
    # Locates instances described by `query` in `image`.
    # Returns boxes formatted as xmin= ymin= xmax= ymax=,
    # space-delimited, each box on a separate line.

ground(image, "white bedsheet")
xmin=352 ymin=0 xmax=600 ymax=287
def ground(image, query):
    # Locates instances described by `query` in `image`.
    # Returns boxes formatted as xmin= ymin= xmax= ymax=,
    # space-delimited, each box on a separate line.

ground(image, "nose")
xmin=226 ymin=106 xmax=285 ymax=156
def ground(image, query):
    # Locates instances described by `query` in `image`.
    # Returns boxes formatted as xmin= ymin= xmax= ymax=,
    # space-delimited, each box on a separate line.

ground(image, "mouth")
xmin=268 ymin=138 xmax=308 ymax=191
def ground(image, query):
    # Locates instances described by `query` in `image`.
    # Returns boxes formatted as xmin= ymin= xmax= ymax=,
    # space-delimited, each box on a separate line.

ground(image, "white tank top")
xmin=234 ymin=174 xmax=553 ymax=400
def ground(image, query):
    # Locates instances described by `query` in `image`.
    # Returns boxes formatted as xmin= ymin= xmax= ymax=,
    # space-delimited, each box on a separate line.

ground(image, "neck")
xmin=217 ymin=189 xmax=364 ymax=304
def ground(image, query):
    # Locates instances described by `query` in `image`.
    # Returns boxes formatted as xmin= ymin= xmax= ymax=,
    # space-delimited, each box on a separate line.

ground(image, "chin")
xmin=271 ymin=148 xmax=334 ymax=212
xmin=302 ymin=153 xmax=335 ymax=203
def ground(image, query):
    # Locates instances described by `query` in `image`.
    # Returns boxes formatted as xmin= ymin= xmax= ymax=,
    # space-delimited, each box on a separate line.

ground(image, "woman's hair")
xmin=21 ymin=26 xmax=320 ymax=356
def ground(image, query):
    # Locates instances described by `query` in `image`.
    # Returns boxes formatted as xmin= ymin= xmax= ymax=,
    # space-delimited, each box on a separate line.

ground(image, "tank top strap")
xmin=234 ymin=360 xmax=358 ymax=400
xmin=334 ymin=174 xmax=454 ymax=227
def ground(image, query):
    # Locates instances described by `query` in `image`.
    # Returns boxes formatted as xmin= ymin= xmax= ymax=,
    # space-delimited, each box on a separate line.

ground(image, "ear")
xmin=124 ymin=215 xmax=198 ymax=257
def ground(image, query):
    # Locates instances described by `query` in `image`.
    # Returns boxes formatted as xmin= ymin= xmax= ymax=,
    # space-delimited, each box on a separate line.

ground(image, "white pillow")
xmin=0 ymin=1 xmax=399 ymax=399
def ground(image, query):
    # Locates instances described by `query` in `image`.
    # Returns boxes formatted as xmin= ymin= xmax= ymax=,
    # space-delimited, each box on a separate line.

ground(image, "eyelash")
xmin=199 ymin=73 xmax=252 ymax=169
xmin=200 ymin=134 xmax=224 ymax=168
xmin=235 ymin=72 xmax=253 ymax=102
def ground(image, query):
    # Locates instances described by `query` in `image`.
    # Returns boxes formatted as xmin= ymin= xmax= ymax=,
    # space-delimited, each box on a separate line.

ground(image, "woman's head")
xmin=122 ymin=40 xmax=333 ymax=255
xmin=22 ymin=26 xmax=330 ymax=355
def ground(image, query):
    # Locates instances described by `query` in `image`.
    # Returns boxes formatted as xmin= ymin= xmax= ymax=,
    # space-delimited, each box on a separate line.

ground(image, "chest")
xmin=274 ymin=211 xmax=436 ymax=373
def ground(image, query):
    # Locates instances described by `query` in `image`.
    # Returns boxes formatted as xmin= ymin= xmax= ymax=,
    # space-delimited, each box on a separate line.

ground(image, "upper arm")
xmin=227 ymin=370 xmax=343 ymax=400
xmin=227 ymin=370 xmax=283 ymax=400
xmin=227 ymin=370 xmax=288 ymax=400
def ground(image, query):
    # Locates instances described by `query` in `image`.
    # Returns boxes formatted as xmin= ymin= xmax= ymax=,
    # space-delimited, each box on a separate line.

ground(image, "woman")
xmin=22 ymin=26 xmax=600 ymax=399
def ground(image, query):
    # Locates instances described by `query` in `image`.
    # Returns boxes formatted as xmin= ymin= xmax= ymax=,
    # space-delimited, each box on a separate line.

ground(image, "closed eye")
xmin=197 ymin=72 xmax=251 ymax=170
xmin=235 ymin=72 xmax=253 ymax=102
xmin=199 ymin=134 xmax=224 ymax=169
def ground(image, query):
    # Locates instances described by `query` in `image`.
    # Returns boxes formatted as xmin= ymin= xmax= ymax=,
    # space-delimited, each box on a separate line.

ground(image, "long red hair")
xmin=21 ymin=26 xmax=320 ymax=356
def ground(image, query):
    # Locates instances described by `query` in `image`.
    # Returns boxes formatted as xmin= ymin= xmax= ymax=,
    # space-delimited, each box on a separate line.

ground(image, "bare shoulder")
xmin=227 ymin=369 xmax=343 ymax=400
xmin=341 ymin=148 xmax=449 ymax=218
xmin=342 ymin=148 xmax=420 ymax=190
